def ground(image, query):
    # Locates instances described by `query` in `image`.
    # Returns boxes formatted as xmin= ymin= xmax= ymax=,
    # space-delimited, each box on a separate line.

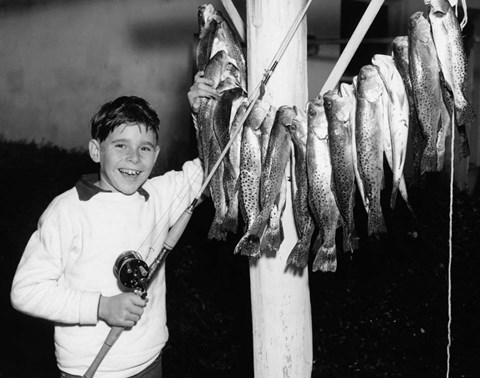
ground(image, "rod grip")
xmin=83 ymin=326 xmax=124 ymax=378
xmin=163 ymin=205 xmax=194 ymax=250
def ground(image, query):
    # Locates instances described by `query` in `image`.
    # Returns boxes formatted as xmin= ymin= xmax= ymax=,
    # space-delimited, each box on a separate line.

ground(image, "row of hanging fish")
xmin=194 ymin=4 xmax=247 ymax=241
xmin=193 ymin=1 xmax=475 ymax=273
xmin=402 ymin=0 xmax=475 ymax=177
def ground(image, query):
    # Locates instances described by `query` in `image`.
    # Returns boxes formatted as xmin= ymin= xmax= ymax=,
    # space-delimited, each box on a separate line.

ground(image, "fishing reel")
xmin=114 ymin=251 xmax=149 ymax=296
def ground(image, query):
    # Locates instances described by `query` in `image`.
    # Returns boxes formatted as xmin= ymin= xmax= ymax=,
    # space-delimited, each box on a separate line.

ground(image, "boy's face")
xmin=88 ymin=123 xmax=160 ymax=195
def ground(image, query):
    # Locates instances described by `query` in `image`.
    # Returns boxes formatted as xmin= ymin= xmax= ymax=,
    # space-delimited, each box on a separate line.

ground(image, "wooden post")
xmin=246 ymin=1 xmax=313 ymax=377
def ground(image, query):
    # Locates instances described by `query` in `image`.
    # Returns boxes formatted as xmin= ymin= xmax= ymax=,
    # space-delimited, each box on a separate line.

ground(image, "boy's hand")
xmin=98 ymin=293 xmax=148 ymax=328
xmin=187 ymin=71 xmax=219 ymax=114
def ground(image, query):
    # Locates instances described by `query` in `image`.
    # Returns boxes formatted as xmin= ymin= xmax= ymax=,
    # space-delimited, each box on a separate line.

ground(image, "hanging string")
xmin=446 ymin=109 xmax=455 ymax=378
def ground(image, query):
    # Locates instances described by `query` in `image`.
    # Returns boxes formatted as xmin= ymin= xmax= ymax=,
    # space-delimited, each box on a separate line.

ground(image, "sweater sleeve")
xmin=10 ymin=196 xmax=100 ymax=325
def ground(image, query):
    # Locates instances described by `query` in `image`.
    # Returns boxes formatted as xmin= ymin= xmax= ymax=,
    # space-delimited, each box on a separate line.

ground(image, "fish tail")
xmin=208 ymin=216 xmax=227 ymax=241
xmin=312 ymin=245 xmax=337 ymax=273
xmin=287 ymin=237 xmax=311 ymax=269
xmin=221 ymin=212 xmax=238 ymax=234
xmin=420 ymin=145 xmax=438 ymax=174
xmin=342 ymin=226 xmax=359 ymax=253
xmin=233 ymin=233 xmax=261 ymax=257
xmin=457 ymin=125 xmax=470 ymax=159
xmin=262 ymin=224 xmax=283 ymax=254
xmin=390 ymin=181 xmax=399 ymax=209
xmin=367 ymin=204 xmax=387 ymax=238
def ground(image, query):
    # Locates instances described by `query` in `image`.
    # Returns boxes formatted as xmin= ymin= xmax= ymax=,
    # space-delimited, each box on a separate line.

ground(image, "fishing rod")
xmin=83 ymin=1 xmax=312 ymax=376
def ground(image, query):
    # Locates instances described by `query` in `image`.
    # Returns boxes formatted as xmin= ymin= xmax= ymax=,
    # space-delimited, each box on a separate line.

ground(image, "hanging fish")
xmin=306 ymin=97 xmax=340 ymax=272
xmin=285 ymin=107 xmax=316 ymax=268
xmin=196 ymin=4 xmax=219 ymax=72
xmin=197 ymin=50 xmax=241 ymax=241
xmin=408 ymin=11 xmax=447 ymax=174
xmin=260 ymin=105 xmax=277 ymax=165
xmin=259 ymin=105 xmax=284 ymax=254
xmin=248 ymin=106 xmax=295 ymax=252
xmin=355 ymin=65 xmax=387 ymax=238
xmin=340 ymin=82 xmax=367 ymax=212
xmin=224 ymin=101 xmax=248 ymax=235
xmin=371 ymin=54 xmax=412 ymax=211
xmin=213 ymin=83 xmax=245 ymax=234
xmin=428 ymin=0 xmax=474 ymax=159
xmin=196 ymin=4 xmax=247 ymax=92
xmin=234 ymin=99 xmax=269 ymax=257
xmin=392 ymin=36 xmax=425 ymax=185
xmin=324 ymin=88 xmax=359 ymax=253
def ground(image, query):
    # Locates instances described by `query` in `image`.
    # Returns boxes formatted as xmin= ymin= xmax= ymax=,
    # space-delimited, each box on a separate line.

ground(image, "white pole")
xmin=246 ymin=1 xmax=313 ymax=377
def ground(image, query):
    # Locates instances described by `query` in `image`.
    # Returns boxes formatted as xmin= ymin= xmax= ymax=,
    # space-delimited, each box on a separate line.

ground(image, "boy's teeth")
xmin=120 ymin=169 xmax=140 ymax=176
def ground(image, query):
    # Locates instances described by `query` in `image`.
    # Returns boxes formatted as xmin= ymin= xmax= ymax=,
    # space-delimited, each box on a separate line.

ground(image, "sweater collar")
xmin=75 ymin=174 xmax=150 ymax=201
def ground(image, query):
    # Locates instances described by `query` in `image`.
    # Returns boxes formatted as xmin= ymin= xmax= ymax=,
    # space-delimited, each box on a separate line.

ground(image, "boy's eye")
xmin=141 ymin=146 xmax=153 ymax=152
xmin=115 ymin=143 xmax=126 ymax=149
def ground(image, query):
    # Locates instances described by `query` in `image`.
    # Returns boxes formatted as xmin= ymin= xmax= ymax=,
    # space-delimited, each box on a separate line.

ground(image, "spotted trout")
xmin=371 ymin=54 xmax=412 ymax=211
xmin=324 ymin=88 xmax=359 ymax=253
xmin=234 ymin=99 xmax=269 ymax=257
xmin=428 ymin=0 xmax=474 ymax=158
xmin=197 ymin=50 xmax=241 ymax=241
xmin=224 ymin=101 xmax=248 ymax=235
xmin=307 ymin=97 xmax=340 ymax=272
xmin=286 ymin=107 xmax=316 ymax=268
xmin=355 ymin=65 xmax=387 ymax=237
xmin=408 ymin=11 xmax=446 ymax=174
xmin=248 ymin=105 xmax=295 ymax=253
xmin=196 ymin=4 xmax=219 ymax=72
xmin=392 ymin=36 xmax=425 ymax=185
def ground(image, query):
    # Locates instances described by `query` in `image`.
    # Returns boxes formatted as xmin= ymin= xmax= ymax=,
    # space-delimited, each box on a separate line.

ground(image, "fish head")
xmin=324 ymin=89 xmax=351 ymax=123
xmin=371 ymin=54 xmax=395 ymax=81
xmin=198 ymin=4 xmax=217 ymax=35
xmin=392 ymin=36 xmax=409 ymax=62
xmin=276 ymin=105 xmax=297 ymax=129
xmin=339 ymin=82 xmax=355 ymax=98
xmin=356 ymin=65 xmax=383 ymax=103
xmin=287 ymin=106 xmax=308 ymax=144
xmin=307 ymin=98 xmax=328 ymax=138
xmin=428 ymin=0 xmax=451 ymax=16
xmin=246 ymin=99 xmax=269 ymax=131
xmin=409 ymin=11 xmax=431 ymax=45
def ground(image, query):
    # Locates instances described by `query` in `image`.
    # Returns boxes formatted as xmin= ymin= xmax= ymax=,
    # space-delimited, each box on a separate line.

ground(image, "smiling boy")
xmin=10 ymin=81 xmax=217 ymax=378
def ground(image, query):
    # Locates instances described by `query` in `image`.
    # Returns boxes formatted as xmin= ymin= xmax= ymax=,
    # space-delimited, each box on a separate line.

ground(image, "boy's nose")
xmin=127 ymin=150 xmax=140 ymax=163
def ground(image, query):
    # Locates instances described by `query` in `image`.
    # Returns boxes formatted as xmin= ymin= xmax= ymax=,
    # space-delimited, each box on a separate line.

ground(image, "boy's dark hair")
xmin=90 ymin=96 xmax=160 ymax=142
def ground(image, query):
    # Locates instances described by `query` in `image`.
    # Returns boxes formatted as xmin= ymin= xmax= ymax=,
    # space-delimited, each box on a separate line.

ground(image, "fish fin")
xmin=234 ymin=233 xmax=261 ymax=257
xmin=342 ymin=226 xmax=360 ymax=253
xmin=208 ymin=218 xmax=227 ymax=241
xmin=457 ymin=124 xmax=471 ymax=158
xmin=312 ymin=245 xmax=337 ymax=273
xmin=287 ymin=242 xmax=310 ymax=269
xmin=367 ymin=205 xmax=387 ymax=238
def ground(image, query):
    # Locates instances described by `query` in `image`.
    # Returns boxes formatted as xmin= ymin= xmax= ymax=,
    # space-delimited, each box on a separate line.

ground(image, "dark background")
xmin=1 ymin=139 xmax=479 ymax=377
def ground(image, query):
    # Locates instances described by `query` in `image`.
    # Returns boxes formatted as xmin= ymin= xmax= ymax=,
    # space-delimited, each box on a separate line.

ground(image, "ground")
xmin=1 ymin=139 xmax=479 ymax=377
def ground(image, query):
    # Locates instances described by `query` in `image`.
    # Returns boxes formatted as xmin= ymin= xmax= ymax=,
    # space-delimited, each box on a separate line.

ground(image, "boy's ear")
xmin=154 ymin=145 xmax=160 ymax=161
xmin=89 ymin=139 xmax=101 ymax=163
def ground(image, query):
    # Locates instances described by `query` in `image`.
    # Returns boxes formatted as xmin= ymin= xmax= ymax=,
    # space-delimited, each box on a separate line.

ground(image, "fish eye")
xmin=325 ymin=101 xmax=332 ymax=109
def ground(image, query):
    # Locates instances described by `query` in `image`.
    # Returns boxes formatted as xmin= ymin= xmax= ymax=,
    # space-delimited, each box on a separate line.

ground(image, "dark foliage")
xmin=1 ymin=139 xmax=479 ymax=377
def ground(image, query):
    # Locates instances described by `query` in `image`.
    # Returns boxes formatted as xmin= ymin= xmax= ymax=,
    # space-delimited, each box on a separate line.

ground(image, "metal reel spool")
xmin=114 ymin=251 xmax=149 ymax=293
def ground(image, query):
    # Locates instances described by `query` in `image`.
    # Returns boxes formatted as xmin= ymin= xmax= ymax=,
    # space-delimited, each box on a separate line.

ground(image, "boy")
xmin=11 ymin=73 xmax=219 ymax=378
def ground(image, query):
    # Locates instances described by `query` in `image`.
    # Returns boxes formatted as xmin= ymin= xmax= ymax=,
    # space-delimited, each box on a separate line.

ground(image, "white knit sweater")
xmin=11 ymin=158 xmax=203 ymax=377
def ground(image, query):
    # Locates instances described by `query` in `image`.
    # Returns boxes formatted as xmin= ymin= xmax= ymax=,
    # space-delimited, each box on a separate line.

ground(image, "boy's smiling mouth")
xmin=119 ymin=168 xmax=142 ymax=176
